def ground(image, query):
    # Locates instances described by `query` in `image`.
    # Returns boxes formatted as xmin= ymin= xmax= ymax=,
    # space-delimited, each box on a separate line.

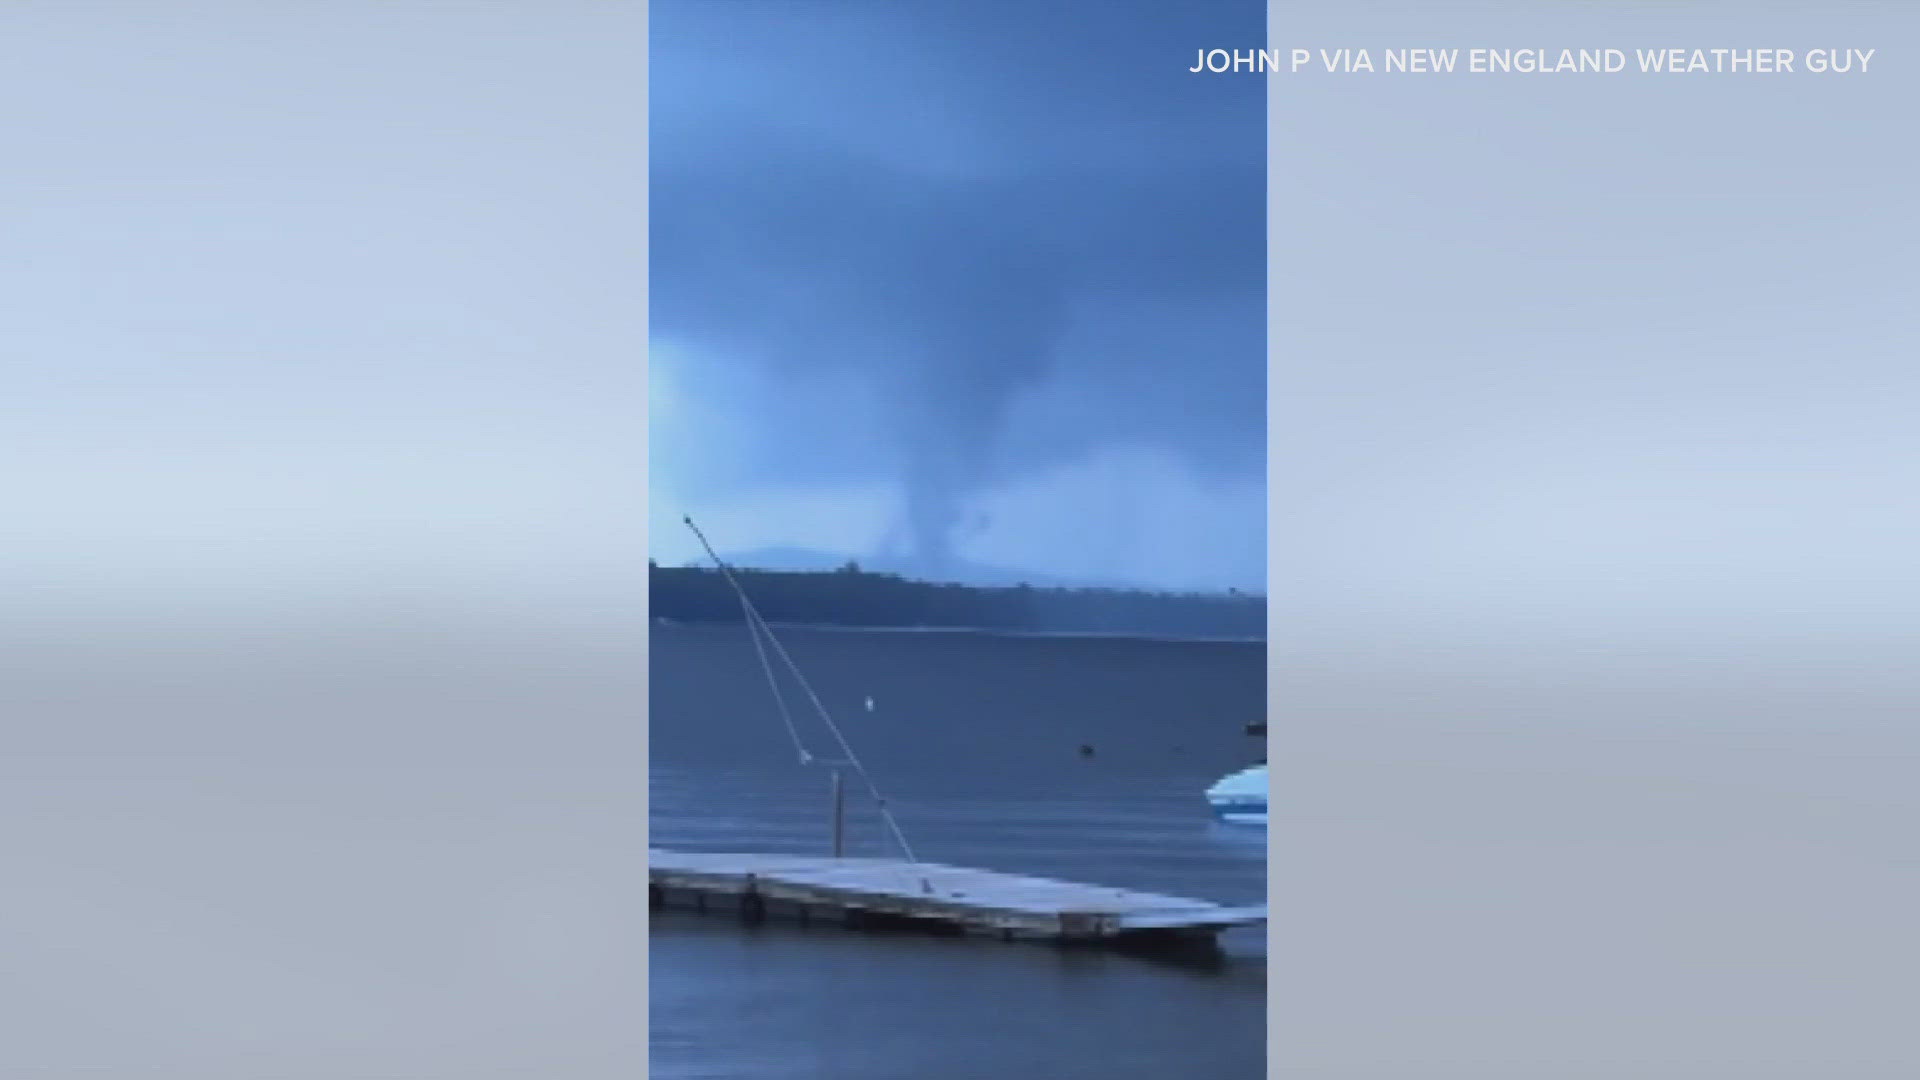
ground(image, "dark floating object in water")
xmin=1078 ymin=743 xmax=1095 ymax=758
xmin=1245 ymin=720 xmax=1266 ymax=736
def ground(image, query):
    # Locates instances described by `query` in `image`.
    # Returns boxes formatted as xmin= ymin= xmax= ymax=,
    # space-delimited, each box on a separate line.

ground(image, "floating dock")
xmin=650 ymin=848 xmax=1266 ymax=950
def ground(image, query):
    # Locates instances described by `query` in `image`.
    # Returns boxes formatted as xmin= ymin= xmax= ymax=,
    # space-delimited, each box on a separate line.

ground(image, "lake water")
xmin=649 ymin=622 xmax=1269 ymax=1080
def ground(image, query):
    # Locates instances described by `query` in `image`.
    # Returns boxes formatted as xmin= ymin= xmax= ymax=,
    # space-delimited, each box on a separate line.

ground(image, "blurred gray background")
xmin=1270 ymin=3 xmax=1920 ymax=1076
xmin=2 ymin=6 xmax=645 ymax=1076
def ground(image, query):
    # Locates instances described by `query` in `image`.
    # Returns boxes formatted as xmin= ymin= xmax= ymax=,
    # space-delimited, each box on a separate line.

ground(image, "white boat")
xmin=1206 ymin=718 xmax=1267 ymax=825
xmin=1205 ymin=763 xmax=1268 ymax=826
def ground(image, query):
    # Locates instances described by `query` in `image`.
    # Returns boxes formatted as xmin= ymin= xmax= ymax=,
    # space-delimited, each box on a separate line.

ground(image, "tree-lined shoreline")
xmin=650 ymin=561 xmax=1265 ymax=640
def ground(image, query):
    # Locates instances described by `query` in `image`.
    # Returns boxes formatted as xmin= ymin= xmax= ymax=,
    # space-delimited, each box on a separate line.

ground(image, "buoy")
xmin=1078 ymin=743 xmax=1095 ymax=758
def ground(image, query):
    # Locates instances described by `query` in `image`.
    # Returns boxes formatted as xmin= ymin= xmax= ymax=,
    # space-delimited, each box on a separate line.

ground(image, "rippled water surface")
xmin=650 ymin=622 xmax=1267 ymax=1080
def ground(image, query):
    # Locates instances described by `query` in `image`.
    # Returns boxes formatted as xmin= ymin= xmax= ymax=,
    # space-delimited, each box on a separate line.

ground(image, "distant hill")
xmin=707 ymin=546 xmax=849 ymax=573
xmin=651 ymin=560 xmax=1264 ymax=640
xmin=699 ymin=546 xmax=1177 ymax=592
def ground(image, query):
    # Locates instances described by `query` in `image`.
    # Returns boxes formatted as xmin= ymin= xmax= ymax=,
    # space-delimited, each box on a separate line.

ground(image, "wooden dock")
xmin=649 ymin=848 xmax=1266 ymax=950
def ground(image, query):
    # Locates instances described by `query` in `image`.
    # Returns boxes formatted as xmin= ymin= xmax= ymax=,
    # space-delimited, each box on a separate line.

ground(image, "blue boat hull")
xmin=1208 ymin=799 xmax=1267 ymax=826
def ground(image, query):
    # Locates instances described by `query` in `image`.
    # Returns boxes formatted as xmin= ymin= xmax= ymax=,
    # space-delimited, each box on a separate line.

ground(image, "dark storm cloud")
xmin=652 ymin=2 xmax=1264 ymax=575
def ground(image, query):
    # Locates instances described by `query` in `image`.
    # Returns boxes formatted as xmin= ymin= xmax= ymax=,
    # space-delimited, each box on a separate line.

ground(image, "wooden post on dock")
xmin=830 ymin=770 xmax=845 ymax=857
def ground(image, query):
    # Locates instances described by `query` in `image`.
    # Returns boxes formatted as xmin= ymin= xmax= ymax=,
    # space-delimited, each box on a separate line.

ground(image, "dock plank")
xmin=649 ymin=848 xmax=1265 ymax=948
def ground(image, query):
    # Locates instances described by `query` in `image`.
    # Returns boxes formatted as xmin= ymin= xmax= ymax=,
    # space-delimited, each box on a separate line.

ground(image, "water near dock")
xmin=650 ymin=622 xmax=1267 ymax=1080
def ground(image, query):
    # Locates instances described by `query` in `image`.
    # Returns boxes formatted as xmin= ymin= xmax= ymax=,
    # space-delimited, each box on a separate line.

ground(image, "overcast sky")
xmin=650 ymin=1 xmax=1267 ymax=592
